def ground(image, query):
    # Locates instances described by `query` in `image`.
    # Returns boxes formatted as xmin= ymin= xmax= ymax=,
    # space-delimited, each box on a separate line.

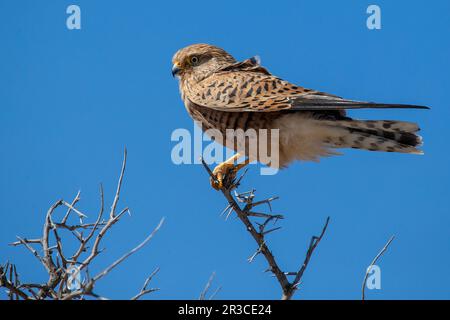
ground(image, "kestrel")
xmin=172 ymin=44 xmax=428 ymax=189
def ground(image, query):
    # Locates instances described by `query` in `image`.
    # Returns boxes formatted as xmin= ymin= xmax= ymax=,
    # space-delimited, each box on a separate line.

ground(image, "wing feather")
xmin=185 ymin=62 xmax=429 ymax=112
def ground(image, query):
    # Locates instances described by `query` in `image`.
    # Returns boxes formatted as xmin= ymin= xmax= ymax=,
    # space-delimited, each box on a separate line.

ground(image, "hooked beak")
xmin=171 ymin=63 xmax=181 ymax=77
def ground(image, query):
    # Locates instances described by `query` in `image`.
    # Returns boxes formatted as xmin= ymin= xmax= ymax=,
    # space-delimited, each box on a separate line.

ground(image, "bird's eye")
xmin=190 ymin=56 xmax=199 ymax=65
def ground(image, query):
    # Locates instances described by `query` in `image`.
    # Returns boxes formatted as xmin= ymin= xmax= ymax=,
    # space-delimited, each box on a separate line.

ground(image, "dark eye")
xmin=190 ymin=56 xmax=199 ymax=65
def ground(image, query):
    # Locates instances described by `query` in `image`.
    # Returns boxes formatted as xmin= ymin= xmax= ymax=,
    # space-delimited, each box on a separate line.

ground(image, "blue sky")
xmin=0 ymin=0 xmax=449 ymax=299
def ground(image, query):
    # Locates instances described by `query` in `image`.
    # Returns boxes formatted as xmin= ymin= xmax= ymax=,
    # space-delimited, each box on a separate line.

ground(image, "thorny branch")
xmin=201 ymin=159 xmax=330 ymax=300
xmin=0 ymin=149 xmax=163 ymax=300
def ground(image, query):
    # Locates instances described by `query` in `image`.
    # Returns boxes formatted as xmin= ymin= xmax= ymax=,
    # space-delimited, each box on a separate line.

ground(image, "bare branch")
xmin=208 ymin=286 xmax=222 ymax=300
xmin=9 ymin=238 xmax=41 ymax=246
xmin=61 ymin=191 xmax=81 ymax=224
xmin=110 ymin=148 xmax=127 ymax=219
xmin=362 ymin=235 xmax=395 ymax=300
xmin=131 ymin=267 xmax=160 ymax=300
xmin=1 ymin=150 xmax=163 ymax=300
xmin=282 ymin=216 xmax=330 ymax=300
xmin=92 ymin=217 xmax=165 ymax=283
xmin=199 ymin=272 xmax=221 ymax=300
xmin=61 ymin=200 xmax=87 ymax=221
xmin=71 ymin=184 xmax=105 ymax=263
xmin=52 ymin=225 xmax=67 ymax=269
xmin=0 ymin=265 xmax=30 ymax=300
xmin=42 ymin=200 xmax=63 ymax=274
xmin=79 ymin=206 xmax=129 ymax=269
xmin=14 ymin=237 xmax=45 ymax=265
xmin=201 ymin=158 xmax=330 ymax=300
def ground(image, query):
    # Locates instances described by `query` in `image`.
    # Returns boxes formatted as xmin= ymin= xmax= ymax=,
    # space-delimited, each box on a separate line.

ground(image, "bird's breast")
xmin=184 ymin=99 xmax=278 ymax=134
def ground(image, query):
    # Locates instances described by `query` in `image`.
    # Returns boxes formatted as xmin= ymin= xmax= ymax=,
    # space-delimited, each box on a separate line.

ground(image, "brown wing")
xmin=187 ymin=71 xmax=316 ymax=112
xmin=186 ymin=64 xmax=429 ymax=112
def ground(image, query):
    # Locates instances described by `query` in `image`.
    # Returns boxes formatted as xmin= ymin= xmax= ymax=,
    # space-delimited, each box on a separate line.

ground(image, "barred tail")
xmin=322 ymin=120 xmax=424 ymax=154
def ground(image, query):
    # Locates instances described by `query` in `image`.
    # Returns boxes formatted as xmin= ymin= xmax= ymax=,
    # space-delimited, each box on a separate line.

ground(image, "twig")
xmin=71 ymin=184 xmax=104 ymax=263
xmin=79 ymin=206 xmax=129 ymax=269
xmin=131 ymin=267 xmax=160 ymax=300
xmin=199 ymin=272 xmax=221 ymax=300
xmin=0 ymin=265 xmax=30 ymax=300
xmin=208 ymin=286 xmax=222 ymax=300
xmin=283 ymin=217 xmax=330 ymax=300
xmin=62 ymin=218 xmax=164 ymax=301
xmin=61 ymin=191 xmax=81 ymax=224
xmin=110 ymin=148 xmax=127 ymax=219
xmin=42 ymin=201 xmax=63 ymax=272
xmin=362 ymin=235 xmax=395 ymax=300
xmin=92 ymin=218 xmax=165 ymax=283
xmin=9 ymin=238 xmax=41 ymax=246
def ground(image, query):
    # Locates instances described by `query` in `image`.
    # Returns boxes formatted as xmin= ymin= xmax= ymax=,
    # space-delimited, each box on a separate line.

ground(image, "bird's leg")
xmin=211 ymin=153 xmax=249 ymax=190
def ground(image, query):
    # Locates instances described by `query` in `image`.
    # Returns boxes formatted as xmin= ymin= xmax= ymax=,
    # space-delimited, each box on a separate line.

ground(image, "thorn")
xmin=248 ymin=241 xmax=266 ymax=263
xmin=235 ymin=168 xmax=249 ymax=186
xmin=224 ymin=207 xmax=234 ymax=221
xmin=220 ymin=204 xmax=231 ymax=217
xmin=262 ymin=227 xmax=282 ymax=236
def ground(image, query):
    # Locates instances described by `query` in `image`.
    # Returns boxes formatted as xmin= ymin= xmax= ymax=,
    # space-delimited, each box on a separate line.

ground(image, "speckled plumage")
xmin=172 ymin=44 xmax=427 ymax=169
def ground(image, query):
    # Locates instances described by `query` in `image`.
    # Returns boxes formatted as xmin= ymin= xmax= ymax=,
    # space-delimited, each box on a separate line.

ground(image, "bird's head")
xmin=172 ymin=44 xmax=236 ymax=82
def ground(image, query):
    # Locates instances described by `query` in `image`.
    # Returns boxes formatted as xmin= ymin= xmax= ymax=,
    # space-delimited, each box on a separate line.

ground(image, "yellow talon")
xmin=210 ymin=162 xmax=234 ymax=190
xmin=209 ymin=153 xmax=249 ymax=190
xmin=210 ymin=161 xmax=248 ymax=190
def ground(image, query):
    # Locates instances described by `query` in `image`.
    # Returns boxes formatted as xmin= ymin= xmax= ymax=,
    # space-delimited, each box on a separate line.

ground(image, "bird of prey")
xmin=172 ymin=44 xmax=428 ymax=189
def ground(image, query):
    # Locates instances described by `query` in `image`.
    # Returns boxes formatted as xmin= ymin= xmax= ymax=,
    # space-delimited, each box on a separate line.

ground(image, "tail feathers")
xmin=330 ymin=119 xmax=419 ymax=134
xmin=323 ymin=120 xmax=423 ymax=154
